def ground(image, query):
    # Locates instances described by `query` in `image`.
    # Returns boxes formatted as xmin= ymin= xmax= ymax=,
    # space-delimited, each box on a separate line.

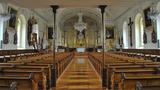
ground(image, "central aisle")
xmin=56 ymin=56 xmax=102 ymax=90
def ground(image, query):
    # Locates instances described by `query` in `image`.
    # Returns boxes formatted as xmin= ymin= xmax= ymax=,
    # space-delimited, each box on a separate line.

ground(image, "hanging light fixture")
xmin=74 ymin=13 xmax=87 ymax=32
xmin=74 ymin=12 xmax=87 ymax=40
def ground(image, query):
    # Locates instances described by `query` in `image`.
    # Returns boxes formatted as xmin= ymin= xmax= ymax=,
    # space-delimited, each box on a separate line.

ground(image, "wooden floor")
xmin=56 ymin=56 xmax=102 ymax=90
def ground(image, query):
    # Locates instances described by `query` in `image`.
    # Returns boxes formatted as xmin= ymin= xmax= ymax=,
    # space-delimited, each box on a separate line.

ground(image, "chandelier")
xmin=74 ymin=13 xmax=87 ymax=32
xmin=148 ymin=3 xmax=160 ymax=21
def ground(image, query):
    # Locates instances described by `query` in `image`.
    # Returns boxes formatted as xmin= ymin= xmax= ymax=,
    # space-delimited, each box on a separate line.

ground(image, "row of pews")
xmin=121 ymin=49 xmax=160 ymax=62
xmin=0 ymin=50 xmax=74 ymax=90
xmin=0 ymin=50 xmax=42 ymax=62
xmin=89 ymin=52 xmax=160 ymax=90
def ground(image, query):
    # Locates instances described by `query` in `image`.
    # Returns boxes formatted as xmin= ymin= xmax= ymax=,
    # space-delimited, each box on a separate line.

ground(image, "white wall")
xmin=114 ymin=1 xmax=158 ymax=49
xmin=1 ymin=3 xmax=48 ymax=50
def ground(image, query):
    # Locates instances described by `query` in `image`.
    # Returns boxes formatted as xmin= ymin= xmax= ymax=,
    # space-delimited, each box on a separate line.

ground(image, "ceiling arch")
xmin=57 ymin=8 xmax=102 ymax=31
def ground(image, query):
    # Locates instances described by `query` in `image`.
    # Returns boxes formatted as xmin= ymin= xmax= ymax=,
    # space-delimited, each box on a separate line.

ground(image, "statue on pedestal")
xmin=27 ymin=16 xmax=37 ymax=46
xmin=3 ymin=30 xmax=9 ymax=44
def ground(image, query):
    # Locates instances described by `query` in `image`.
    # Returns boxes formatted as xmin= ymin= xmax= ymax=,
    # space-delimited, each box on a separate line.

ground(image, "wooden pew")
xmin=119 ymin=73 xmax=160 ymax=90
xmin=0 ymin=73 xmax=38 ymax=90
xmin=88 ymin=52 xmax=160 ymax=90
xmin=135 ymin=81 xmax=160 ymax=90
xmin=108 ymin=67 xmax=160 ymax=90
xmin=8 ymin=52 xmax=73 ymax=77
xmin=0 ymin=81 xmax=17 ymax=90
xmin=0 ymin=68 xmax=47 ymax=90
xmin=0 ymin=52 xmax=73 ymax=90
xmin=0 ymin=49 xmax=40 ymax=62
xmin=0 ymin=64 xmax=52 ymax=89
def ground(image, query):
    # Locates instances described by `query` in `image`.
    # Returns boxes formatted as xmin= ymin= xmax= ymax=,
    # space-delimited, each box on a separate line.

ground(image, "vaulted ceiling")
xmin=5 ymin=0 xmax=149 ymax=8
xmin=4 ymin=0 xmax=157 ymax=23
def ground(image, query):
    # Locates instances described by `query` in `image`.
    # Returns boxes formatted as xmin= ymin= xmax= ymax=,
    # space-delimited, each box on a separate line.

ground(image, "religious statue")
xmin=27 ymin=18 xmax=32 ymax=46
xmin=27 ymin=16 xmax=37 ymax=46
xmin=108 ymin=40 xmax=114 ymax=50
xmin=31 ymin=33 xmax=38 ymax=49
xmin=3 ymin=30 xmax=9 ymax=44
xmin=152 ymin=29 xmax=157 ymax=43
xmin=13 ymin=32 xmax=17 ymax=45
xmin=40 ymin=32 xmax=45 ymax=50
xmin=76 ymin=30 xmax=86 ymax=47
xmin=118 ymin=35 xmax=123 ymax=49
xmin=143 ymin=32 xmax=147 ymax=44
xmin=40 ymin=37 xmax=43 ymax=50
xmin=121 ymin=35 xmax=123 ymax=46
xmin=31 ymin=21 xmax=39 ymax=49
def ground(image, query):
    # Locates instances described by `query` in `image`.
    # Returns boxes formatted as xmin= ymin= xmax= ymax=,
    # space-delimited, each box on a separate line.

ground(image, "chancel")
xmin=74 ymin=12 xmax=87 ymax=48
xmin=0 ymin=0 xmax=160 ymax=90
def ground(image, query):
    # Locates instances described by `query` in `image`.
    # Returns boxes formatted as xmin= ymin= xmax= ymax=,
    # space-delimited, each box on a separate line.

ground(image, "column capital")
xmin=50 ymin=5 xmax=59 ymax=14
xmin=98 ymin=5 xmax=107 ymax=14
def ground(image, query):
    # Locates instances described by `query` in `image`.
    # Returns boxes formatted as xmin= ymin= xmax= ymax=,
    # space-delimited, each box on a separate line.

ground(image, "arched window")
xmin=0 ymin=4 xmax=4 ymax=49
xmin=157 ymin=2 xmax=160 ymax=48
xmin=123 ymin=21 xmax=129 ymax=49
xmin=157 ymin=14 xmax=160 ymax=48
xmin=17 ymin=15 xmax=26 ymax=49
xmin=135 ymin=13 xmax=144 ymax=49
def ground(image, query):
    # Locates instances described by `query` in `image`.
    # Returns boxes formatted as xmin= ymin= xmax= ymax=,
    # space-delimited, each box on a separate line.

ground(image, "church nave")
xmin=1 ymin=0 xmax=160 ymax=90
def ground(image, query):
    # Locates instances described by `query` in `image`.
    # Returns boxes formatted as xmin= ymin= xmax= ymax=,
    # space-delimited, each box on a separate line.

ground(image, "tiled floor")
xmin=56 ymin=56 xmax=102 ymax=90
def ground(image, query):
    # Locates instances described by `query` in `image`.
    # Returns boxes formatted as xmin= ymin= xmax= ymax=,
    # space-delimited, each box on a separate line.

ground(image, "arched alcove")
xmin=0 ymin=4 xmax=4 ymax=49
xmin=123 ymin=21 xmax=129 ymax=49
xmin=17 ymin=14 xmax=26 ymax=49
xmin=135 ymin=13 xmax=144 ymax=49
xmin=156 ymin=2 xmax=160 ymax=48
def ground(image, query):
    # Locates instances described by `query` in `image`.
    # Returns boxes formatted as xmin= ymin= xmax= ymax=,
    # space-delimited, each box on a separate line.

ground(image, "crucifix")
xmin=128 ymin=17 xmax=134 ymax=47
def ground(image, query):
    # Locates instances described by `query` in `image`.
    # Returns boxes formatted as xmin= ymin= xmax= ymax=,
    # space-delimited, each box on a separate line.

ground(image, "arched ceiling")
xmin=5 ymin=0 xmax=154 ymax=23
xmin=57 ymin=8 xmax=101 ymax=30
xmin=61 ymin=14 xmax=101 ymax=31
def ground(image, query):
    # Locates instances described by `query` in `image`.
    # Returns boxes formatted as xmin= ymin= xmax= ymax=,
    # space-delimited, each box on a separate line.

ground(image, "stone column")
xmin=99 ymin=5 xmax=107 ymax=90
xmin=50 ymin=5 xmax=59 ymax=90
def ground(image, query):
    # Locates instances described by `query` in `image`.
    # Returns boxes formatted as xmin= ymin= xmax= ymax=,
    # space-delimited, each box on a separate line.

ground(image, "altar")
xmin=76 ymin=48 xmax=85 ymax=52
